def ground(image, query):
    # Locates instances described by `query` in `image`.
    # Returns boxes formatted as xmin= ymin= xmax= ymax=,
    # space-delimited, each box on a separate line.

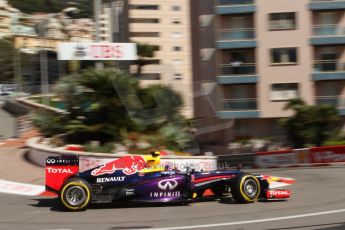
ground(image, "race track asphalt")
xmin=1 ymin=165 xmax=345 ymax=230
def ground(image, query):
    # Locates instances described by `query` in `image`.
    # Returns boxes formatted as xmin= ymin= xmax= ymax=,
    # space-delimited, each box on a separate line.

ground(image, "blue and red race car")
xmin=45 ymin=152 xmax=295 ymax=211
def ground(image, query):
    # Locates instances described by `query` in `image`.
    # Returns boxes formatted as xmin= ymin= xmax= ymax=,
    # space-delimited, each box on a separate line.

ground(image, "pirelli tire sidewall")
xmin=231 ymin=174 xmax=260 ymax=204
xmin=58 ymin=178 xmax=92 ymax=211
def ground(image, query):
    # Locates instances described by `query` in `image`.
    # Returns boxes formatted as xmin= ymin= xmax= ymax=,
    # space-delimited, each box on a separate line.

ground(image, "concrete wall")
xmin=0 ymin=102 xmax=16 ymax=139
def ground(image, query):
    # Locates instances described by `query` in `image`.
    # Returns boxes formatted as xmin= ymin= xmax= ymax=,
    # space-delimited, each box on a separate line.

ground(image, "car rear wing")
xmin=45 ymin=155 xmax=79 ymax=193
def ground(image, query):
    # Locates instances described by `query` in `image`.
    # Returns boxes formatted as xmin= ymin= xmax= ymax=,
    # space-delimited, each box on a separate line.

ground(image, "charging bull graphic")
xmin=91 ymin=156 xmax=148 ymax=176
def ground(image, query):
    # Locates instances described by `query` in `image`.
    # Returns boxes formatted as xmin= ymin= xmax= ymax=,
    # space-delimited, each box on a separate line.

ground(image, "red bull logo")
xmin=91 ymin=156 xmax=147 ymax=176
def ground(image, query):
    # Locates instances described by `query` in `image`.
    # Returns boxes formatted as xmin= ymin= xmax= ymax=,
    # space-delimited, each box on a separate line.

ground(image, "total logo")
xmin=158 ymin=179 xmax=178 ymax=191
xmin=46 ymin=167 xmax=74 ymax=174
xmin=267 ymin=190 xmax=291 ymax=198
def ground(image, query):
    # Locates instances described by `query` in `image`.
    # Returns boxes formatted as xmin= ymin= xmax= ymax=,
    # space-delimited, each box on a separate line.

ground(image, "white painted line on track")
xmin=0 ymin=179 xmax=45 ymax=196
xmin=146 ymin=208 xmax=345 ymax=230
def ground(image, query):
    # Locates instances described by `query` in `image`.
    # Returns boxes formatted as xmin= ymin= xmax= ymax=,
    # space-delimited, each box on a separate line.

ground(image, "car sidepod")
xmin=132 ymin=173 xmax=192 ymax=202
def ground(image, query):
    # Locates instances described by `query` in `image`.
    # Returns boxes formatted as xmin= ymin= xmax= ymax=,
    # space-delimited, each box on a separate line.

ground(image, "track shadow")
xmin=258 ymin=199 xmax=287 ymax=203
xmin=90 ymin=201 xmax=189 ymax=210
xmin=29 ymin=197 xmax=66 ymax=212
xmin=218 ymin=197 xmax=241 ymax=204
xmin=109 ymin=227 xmax=152 ymax=230
xmin=30 ymin=198 xmax=190 ymax=212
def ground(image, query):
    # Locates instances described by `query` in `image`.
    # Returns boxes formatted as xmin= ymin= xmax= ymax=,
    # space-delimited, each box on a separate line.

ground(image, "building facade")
xmin=100 ymin=0 xmax=194 ymax=117
xmin=192 ymin=0 xmax=345 ymax=145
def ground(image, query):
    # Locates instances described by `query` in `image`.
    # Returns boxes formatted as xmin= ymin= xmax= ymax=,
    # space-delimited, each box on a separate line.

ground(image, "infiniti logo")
xmin=158 ymin=179 xmax=178 ymax=190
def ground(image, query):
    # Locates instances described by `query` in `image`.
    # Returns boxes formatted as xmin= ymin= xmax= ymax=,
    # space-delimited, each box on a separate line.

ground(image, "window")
xmin=139 ymin=73 xmax=161 ymax=80
xmin=173 ymin=46 xmax=182 ymax=51
xmin=172 ymin=5 xmax=181 ymax=11
xmin=129 ymin=18 xmax=159 ymax=23
xmin=174 ymin=73 xmax=183 ymax=80
xmin=271 ymin=83 xmax=299 ymax=101
xmin=270 ymin=48 xmax=297 ymax=64
xmin=171 ymin=32 xmax=182 ymax=38
xmin=172 ymin=59 xmax=183 ymax=65
xmin=130 ymin=5 xmax=159 ymax=10
xmin=269 ymin=12 xmax=296 ymax=30
xmin=130 ymin=32 xmax=160 ymax=37
xmin=172 ymin=18 xmax=181 ymax=24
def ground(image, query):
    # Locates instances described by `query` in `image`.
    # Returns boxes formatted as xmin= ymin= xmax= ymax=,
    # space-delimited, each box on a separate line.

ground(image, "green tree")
xmin=280 ymin=99 xmax=340 ymax=148
xmin=34 ymin=68 xmax=191 ymax=150
xmin=0 ymin=40 xmax=15 ymax=83
xmin=9 ymin=0 xmax=93 ymax=17
xmin=134 ymin=43 xmax=159 ymax=79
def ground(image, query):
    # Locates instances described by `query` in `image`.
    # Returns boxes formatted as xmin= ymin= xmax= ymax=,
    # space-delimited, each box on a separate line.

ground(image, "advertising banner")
xmin=58 ymin=42 xmax=137 ymax=60
xmin=255 ymin=148 xmax=310 ymax=168
xmin=310 ymin=146 xmax=345 ymax=164
xmin=255 ymin=150 xmax=296 ymax=168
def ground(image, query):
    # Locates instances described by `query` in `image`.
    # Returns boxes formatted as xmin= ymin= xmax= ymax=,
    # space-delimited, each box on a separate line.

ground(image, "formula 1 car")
xmin=45 ymin=152 xmax=295 ymax=211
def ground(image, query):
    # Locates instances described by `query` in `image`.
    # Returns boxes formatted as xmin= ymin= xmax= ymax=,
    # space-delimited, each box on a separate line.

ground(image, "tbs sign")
xmin=58 ymin=42 xmax=137 ymax=61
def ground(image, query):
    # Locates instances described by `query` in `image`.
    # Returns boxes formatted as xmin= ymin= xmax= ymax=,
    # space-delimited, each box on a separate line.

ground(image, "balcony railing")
xmin=316 ymin=96 xmax=345 ymax=108
xmin=219 ymin=98 xmax=258 ymax=111
xmin=217 ymin=0 xmax=254 ymax=6
xmin=219 ymin=28 xmax=255 ymax=41
xmin=219 ymin=63 xmax=256 ymax=75
xmin=313 ymin=24 xmax=345 ymax=36
xmin=314 ymin=60 xmax=345 ymax=72
xmin=311 ymin=0 xmax=342 ymax=2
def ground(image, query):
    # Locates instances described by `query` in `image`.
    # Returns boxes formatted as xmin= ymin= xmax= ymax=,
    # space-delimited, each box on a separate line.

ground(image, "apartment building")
xmin=192 ymin=0 xmax=345 ymax=145
xmin=100 ymin=0 xmax=194 ymax=117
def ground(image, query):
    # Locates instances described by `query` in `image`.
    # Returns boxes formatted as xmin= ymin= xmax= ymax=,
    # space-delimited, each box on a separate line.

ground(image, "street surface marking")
xmin=0 ymin=179 xmax=45 ymax=196
xmin=146 ymin=208 xmax=345 ymax=230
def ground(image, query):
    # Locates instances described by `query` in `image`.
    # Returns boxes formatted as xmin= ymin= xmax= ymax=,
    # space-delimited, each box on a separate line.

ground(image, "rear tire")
xmin=58 ymin=178 xmax=92 ymax=211
xmin=231 ymin=174 xmax=260 ymax=203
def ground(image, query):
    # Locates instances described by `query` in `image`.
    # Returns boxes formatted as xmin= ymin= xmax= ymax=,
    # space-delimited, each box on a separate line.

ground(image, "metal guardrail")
xmin=314 ymin=60 xmax=345 ymax=72
xmin=311 ymin=0 xmax=341 ymax=2
xmin=219 ymin=63 xmax=256 ymax=75
xmin=316 ymin=96 xmax=345 ymax=108
xmin=313 ymin=24 xmax=345 ymax=36
xmin=219 ymin=98 xmax=258 ymax=111
xmin=216 ymin=0 xmax=254 ymax=6
xmin=219 ymin=28 xmax=255 ymax=41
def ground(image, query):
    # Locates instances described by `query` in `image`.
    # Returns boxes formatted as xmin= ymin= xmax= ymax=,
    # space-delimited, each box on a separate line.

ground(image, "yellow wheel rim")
xmin=239 ymin=176 xmax=260 ymax=202
xmin=61 ymin=181 xmax=91 ymax=210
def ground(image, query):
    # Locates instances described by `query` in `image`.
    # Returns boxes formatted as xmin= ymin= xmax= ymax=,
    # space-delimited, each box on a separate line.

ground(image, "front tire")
xmin=58 ymin=178 xmax=92 ymax=211
xmin=231 ymin=174 xmax=260 ymax=203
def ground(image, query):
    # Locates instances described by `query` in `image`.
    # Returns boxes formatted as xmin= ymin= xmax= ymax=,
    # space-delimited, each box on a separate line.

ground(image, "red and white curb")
xmin=0 ymin=179 xmax=55 ymax=197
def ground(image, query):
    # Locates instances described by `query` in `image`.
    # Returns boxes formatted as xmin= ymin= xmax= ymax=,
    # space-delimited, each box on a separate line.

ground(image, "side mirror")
xmin=151 ymin=151 xmax=160 ymax=157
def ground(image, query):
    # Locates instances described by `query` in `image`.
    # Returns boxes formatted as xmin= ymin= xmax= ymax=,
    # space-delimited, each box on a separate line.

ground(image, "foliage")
xmin=32 ymin=110 xmax=66 ymax=137
xmin=84 ymin=142 xmax=115 ymax=153
xmin=280 ymin=99 xmax=340 ymax=148
xmin=0 ymin=40 xmax=15 ymax=83
xmin=33 ymin=68 xmax=191 ymax=150
xmin=134 ymin=43 xmax=160 ymax=78
xmin=9 ymin=0 xmax=93 ymax=18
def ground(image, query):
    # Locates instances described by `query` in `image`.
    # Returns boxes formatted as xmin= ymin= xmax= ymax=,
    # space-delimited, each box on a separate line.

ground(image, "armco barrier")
xmin=218 ymin=153 xmax=255 ymax=169
xmin=255 ymin=146 xmax=345 ymax=168
xmin=26 ymin=137 xmax=218 ymax=172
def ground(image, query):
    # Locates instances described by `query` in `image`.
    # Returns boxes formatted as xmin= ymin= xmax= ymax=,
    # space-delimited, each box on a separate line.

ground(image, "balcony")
xmin=217 ymin=98 xmax=260 ymax=118
xmin=312 ymin=60 xmax=345 ymax=81
xmin=217 ymin=28 xmax=256 ymax=49
xmin=316 ymin=96 xmax=345 ymax=115
xmin=309 ymin=0 xmax=345 ymax=10
xmin=215 ymin=0 xmax=255 ymax=14
xmin=217 ymin=63 xmax=258 ymax=84
xmin=311 ymin=25 xmax=345 ymax=45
